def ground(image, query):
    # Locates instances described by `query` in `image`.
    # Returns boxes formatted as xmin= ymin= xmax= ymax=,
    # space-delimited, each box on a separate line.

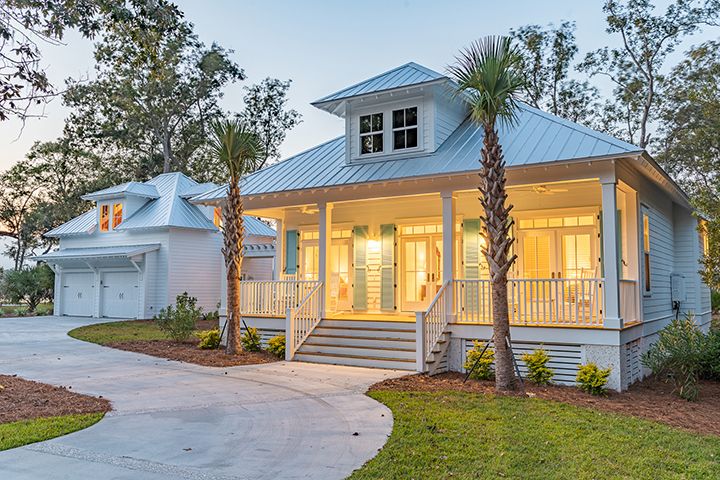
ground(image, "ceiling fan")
xmin=514 ymin=185 xmax=569 ymax=195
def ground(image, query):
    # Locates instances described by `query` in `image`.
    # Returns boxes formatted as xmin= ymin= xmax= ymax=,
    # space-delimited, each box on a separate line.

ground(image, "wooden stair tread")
xmin=302 ymin=342 xmax=415 ymax=352
xmin=309 ymin=333 xmax=414 ymax=342
xmin=318 ymin=325 xmax=415 ymax=333
xmin=296 ymin=351 xmax=415 ymax=363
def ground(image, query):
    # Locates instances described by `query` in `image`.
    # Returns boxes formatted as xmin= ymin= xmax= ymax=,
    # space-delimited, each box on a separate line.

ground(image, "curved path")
xmin=0 ymin=316 xmax=405 ymax=479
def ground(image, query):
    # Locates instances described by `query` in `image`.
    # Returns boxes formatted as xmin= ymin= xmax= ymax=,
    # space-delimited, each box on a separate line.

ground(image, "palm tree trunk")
xmin=223 ymin=181 xmax=245 ymax=354
xmin=480 ymin=126 xmax=518 ymax=392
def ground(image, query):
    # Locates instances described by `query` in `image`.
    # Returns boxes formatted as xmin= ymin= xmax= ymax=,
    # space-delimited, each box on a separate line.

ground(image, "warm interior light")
xmin=366 ymin=239 xmax=381 ymax=253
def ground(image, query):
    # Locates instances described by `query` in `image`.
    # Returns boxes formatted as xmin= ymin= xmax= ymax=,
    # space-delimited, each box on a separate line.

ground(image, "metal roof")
xmin=312 ymin=62 xmax=446 ymax=109
xmin=115 ymin=173 xmax=217 ymax=232
xmin=45 ymin=209 xmax=97 ymax=238
xmin=179 ymin=182 xmax=218 ymax=199
xmin=82 ymin=181 xmax=159 ymax=201
xmin=32 ymin=244 xmax=160 ymax=261
xmin=244 ymin=216 xmax=276 ymax=237
xmin=244 ymin=243 xmax=275 ymax=257
xmin=192 ymin=103 xmax=641 ymax=202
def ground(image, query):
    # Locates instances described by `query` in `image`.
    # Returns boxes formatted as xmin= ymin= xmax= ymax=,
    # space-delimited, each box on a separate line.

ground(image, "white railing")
xmin=416 ymin=281 xmax=452 ymax=372
xmin=620 ymin=279 xmax=639 ymax=323
xmin=285 ymin=282 xmax=323 ymax=360
xmin=454 ymin=278 xmax=605 ymax=327
xmin=239 ymin=280 xmax=318 ymax=317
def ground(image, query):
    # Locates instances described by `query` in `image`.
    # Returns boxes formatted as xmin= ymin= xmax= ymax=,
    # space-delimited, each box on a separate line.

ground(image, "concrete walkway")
xmin=0 ymin=316 xmax=406 ymax=479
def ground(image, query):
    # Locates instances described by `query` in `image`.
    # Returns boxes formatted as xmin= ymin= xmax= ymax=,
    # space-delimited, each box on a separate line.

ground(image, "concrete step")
xmin=294 ymin=351 xmax=416 ymax=370
xmin=307 ymin=332 xmax=414 ymax=348
xmin=298 ymin=342 xmax=416 ymax=360
xmin=312 ymin=325 xmax=416 ymax=340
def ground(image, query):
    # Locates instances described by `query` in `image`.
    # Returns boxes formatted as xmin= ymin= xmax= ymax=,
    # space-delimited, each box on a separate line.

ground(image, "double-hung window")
xmin=112 ymin=203 xmax=123 ymax=228
xmin=392 ymin=107 xmax=418 ymax=150
xmin=360 ymin=113 xmax=383 ymax=154
xmin=100 ymin=205 xmax=110 ymax=232
xmin=642 ymin=210 xmax=651 ymax=294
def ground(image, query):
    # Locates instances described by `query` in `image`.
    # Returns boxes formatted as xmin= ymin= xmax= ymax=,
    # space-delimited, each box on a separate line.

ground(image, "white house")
xmin=35 ymin=172 xmax=275 ymax=319
xmin=192 ymin=62 xmax=711 ymax=391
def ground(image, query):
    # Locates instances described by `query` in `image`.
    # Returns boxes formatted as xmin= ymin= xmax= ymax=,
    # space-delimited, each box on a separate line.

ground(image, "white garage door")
xmin=101 ymin=271 xmax=139 ymax=319
xmin=60 ymin=272 xmax=95 ymax=317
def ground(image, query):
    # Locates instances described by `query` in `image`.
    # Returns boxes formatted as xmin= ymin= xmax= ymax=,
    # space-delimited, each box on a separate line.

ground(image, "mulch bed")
xmin=107 ymin=339 xmax=279 ymax=367
xmin=0 ymin=375 xmax=111 ymax=424
xmin=370 ymin=372 xmax=720 ymax=436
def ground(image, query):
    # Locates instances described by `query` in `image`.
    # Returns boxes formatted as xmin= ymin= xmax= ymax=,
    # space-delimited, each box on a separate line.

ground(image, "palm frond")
xmin=447 ymin=36 xmax=525 ymax=129
xmin=210 ymin=119 xmax=263 ymax=182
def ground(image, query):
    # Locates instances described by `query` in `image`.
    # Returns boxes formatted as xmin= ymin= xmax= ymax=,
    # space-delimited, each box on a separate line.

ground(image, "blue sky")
xmin=0 ymin=0 xmax=716 ymax=268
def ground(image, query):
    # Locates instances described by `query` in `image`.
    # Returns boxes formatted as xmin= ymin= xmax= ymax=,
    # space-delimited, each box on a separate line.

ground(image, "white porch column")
xmin=318 ymin=202 xmax=333 ymax=317
xmin=441 ymin=191 xmax=456 ymax=283
xmin=273 ymin=217 xmax=284 ymax=281
xmin=601 ymin=181 xmax=622 ymax=329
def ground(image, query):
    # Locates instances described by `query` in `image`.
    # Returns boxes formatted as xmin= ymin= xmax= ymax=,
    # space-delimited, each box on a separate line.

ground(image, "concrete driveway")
xmin=0 ymin=316 xmax=406 ymax=479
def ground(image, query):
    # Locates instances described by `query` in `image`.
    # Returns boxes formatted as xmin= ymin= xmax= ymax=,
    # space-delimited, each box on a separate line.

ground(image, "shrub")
xmin=1 ymin=265 xmax=54 ymax=313
xmin=712 ymin=290 xmax=720 ymax=313
xmin=197 ymin=328 xmax=221 ymax=349
xmin=576 ymin=363 xmax=611 ymax=396
xmin=642 ymin=315 xmax=705 ymax=401
xmin=701 ymin=328 xmax=720 ymax=381
xmin=267 ymin=334 xmax=286 ymax=358
xmin=463 ymin=340 xmax=494 ymax=380
xmin=154 ymin=292 xmax=201 ymax=342
xmin=521 ymin=348 xmax=554 ymax=385
xmin=203 ymin=310 xmax=220 ymax=323
xmin=241 ymin=326 xmax=262 ymax=352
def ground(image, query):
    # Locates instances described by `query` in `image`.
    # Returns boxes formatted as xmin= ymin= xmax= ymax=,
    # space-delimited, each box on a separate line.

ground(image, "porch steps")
xmin=294 ymin=318 xmax=417 ymax=370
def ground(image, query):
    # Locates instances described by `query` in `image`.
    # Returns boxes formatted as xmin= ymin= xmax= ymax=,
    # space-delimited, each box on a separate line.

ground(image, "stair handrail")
xmin=416 ymin=280 xmax=452 ymax=372
xmin=285 ymin=281 xmax=323 ymax=360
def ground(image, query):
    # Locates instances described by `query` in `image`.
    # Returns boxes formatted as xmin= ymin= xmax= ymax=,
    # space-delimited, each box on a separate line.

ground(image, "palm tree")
xmin=210 ymin=119 xmax=263 ymax=354
xmin=448 ymin=36 xmax=525 ymax=392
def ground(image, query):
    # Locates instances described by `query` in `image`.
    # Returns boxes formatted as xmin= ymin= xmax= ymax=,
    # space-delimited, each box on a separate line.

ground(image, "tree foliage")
xmin=0 ymin=263 xmax=54 ymax=312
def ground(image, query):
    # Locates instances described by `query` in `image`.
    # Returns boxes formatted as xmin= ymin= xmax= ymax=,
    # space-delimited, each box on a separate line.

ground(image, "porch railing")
xmin=454 ymin=278 xmax=605 ymax=327
xmin=416 ymin=281 xmax=452 ymax=371
xmin=285 ymin=282 xmax=323 ymax=360
xmin=239 ymin=280 xmax=318 ymax=317
xmin=619 ymin=279 xmax=639 ymax=323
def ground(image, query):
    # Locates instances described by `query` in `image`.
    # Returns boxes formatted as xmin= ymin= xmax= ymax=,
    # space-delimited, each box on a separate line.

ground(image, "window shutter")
xmin=463 ymin=219 xmax=480 ymax=279
xmin=353 ymin=226 xmax=368 ymax=310
xmin=380 ymin=224 xmax=396 ymax=311
xmin=285 ymin=230 xmax=298 ymax=275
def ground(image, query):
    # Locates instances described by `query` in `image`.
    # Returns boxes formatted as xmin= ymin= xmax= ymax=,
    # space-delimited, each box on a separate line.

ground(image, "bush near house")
xmin=267 ymin=334 xmax=286 ymax=358
xmin=576 ymin=363 xmax=611 ymax=396
xmin=196 ymin=328 xmax=221 ymax=349
xmin=463 ymin=341 xmax=494 ymax=380
xmin=241 ymin=326 xmax=262 ymax=352
xmin=154 ymin=292 xmax=202 ymax=341
xmin=521 ymin=348 xmax=554 ymax=385
xmin=0 ymin=264 xmax=54 ymax=313
xmin=701 ymin=328 xmax=720 ymax=381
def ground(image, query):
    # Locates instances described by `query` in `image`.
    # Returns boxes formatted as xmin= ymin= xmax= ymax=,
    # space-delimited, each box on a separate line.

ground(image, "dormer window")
xmin=360 ymin=113 xmax=383 ymax=155
xmin=112 ymin=203 xmax=123 ymax=228
xmin=100 ymin=205 xmax=110 ymax=232
xmin=392 ymin=107 xmax=418 ymax=150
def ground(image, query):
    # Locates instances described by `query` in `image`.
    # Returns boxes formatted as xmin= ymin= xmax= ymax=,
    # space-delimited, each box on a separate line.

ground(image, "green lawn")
xmin=350 ymin=391 xmax=720 ymax=480
xmin=0 ymin=413 xmax=104 ymax=451
xmin=68 ymin=320 xmax=168 ymax=344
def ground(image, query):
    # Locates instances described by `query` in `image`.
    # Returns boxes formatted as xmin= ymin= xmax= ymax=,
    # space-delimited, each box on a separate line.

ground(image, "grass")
xmin=349 ymin=391 xmax=720 ymax=480
xmin=68 ymin=320 xmax=168 ymax=345
xmin=0 ymin=413 xmax=104 ymax=451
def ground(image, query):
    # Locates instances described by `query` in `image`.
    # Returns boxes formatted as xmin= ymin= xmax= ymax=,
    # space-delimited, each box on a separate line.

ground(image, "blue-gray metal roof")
xmin=115 ymin=173 xmax=217 ymax=232
xmin=179 ymin=182 xmax=218 ymax=199
xmin=45 ymin=209 xmax=97 ymax=238
xmin=192 ymin=103 xmax=641 ymax=201
xmin=32 ymin=244 xmax=160 ymax=261
xmin=81 ymin=181 xmax=159 ymax=201
xmin=313 ymin=62 xmax=446 ymax=106
xmin=244 ymin=216 xmax=276 ymax=237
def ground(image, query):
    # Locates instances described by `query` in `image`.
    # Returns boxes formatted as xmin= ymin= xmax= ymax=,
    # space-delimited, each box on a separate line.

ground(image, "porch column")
xmin=273 ymin=217 xmax=284 ymax=280
xmin=601 ymin=181 xmax=622 ymax=329
xmin=441 ymin=191 xmax=456 ymax=320
xmin=318 ymin=202 xmax=333 ymax=317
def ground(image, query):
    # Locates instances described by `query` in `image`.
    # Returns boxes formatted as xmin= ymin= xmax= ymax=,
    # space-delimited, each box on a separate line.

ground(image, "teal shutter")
xmin=285 ymin=230 xmax=298 ymax=275
xmin=380 ymin=224 xmax=396 ymax=311
xmin=353 ymin=226 xmax=368 ymax=310
xmin=463 ymin=219 xmax=481 ymax=279
xmin=616 ymin=210 xmax=623 ymax=280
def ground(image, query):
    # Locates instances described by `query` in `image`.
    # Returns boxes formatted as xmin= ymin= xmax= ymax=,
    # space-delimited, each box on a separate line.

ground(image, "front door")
xmin=401 ymin=234 xmax=442 ymax=312
xmin=329 ymin=239 xmax=351 ymax=311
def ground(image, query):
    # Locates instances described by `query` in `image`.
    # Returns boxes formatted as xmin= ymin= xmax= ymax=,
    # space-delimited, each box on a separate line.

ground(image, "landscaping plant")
xmin=267 ymin=334 xmax=286 ymax=359
xmin=197 ymin=328 xmax=221 ymax=350
xmin=0 ymin=264 xmax=54 ymax=313
xmin=642 ymin=315 xmax=705 ymax=401
xmin=576 ymin=363 xmax=611 ymax=396
xmin=154 ymin=292 xmax=202 ymax=342
xmin=521 ymin=348 xmax=554 ymax=385
xmin=463 ymin=340 xmax=495 ymax=380
xmin=701 ymin=328 xmax=720 ymax=381
xmin=240 ymin=326 xmax=262 ymax=352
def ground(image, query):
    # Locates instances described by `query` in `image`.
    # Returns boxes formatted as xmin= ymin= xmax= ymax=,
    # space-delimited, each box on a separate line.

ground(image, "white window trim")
xmin=391 ymin=106 xmax=421 ymax=153
xmin=641 ymin=205 xmax=652 ymax=297
xmin=359 ymin=112 xmax=384 ymax=157
xmin=352 ymin=98 xmax=424 ymax=161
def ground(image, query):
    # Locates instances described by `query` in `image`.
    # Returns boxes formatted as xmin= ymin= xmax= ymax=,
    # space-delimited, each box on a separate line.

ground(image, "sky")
xmin=0 ymin=0 xmax=717 ymax=268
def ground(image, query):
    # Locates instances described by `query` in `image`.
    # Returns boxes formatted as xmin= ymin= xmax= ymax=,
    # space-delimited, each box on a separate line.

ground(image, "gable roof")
xmin=192 ymin=103 xmax=641 ymax=201
xmin=244 ymin=216 xmax=276 ymax=237
xmin=81 ymin=181 xmax=159 ymax=201
xmin=313 ymin=62 xmax=446 ymax=107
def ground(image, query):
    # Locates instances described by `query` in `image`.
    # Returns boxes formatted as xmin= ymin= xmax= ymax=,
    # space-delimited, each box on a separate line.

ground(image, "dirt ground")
xmin=0 ymin=375 xmax=111 ymax=424
xmin=107 ymin=339 xmax=279 ymax=367
xmin=371 ymin=372 xmax=720 ymax=436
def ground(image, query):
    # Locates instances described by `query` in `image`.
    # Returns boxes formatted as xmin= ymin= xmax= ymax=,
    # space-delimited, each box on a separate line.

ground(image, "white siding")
xmin=672 ymin=204 xmax=700 ymax=316
xmin=167 ymin=228 xmax=222 ymax=312
xmin=432 ymin=85 xmax=467 ymax=148
xmin=242 ymin=257 xmax=273 ymax=281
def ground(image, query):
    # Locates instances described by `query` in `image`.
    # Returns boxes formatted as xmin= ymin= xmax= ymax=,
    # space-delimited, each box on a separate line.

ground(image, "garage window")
xmin=100 ymin=205 xmax=110 ymax=232
xmin=112 ymin=203 xmax=123 ymax=228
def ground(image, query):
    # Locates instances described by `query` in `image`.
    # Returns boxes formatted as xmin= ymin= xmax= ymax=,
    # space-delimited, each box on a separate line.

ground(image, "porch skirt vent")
xmin=624 ymin=339 xmax=643 ymax=387
xmin=462 ymin=339 xmax=582 ymax=385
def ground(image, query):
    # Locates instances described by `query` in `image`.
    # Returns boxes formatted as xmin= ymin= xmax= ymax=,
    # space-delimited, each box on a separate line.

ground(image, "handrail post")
xmin=415 ymin=311 xmax=426 ymax=373
xmin=285 ymin=307 xmax=294 ymax=361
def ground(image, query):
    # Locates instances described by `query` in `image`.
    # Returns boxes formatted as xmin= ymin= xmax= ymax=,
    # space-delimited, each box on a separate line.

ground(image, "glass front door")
xmin=518 ymin=226 xmax=596 ymax=279
xmin=401 ymin=234 xmax=442 ymax=312
xmin=329 ymin=239 xmax=351 ymax=311
xmin=301 ymin=242 xmax=319 ymax=281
